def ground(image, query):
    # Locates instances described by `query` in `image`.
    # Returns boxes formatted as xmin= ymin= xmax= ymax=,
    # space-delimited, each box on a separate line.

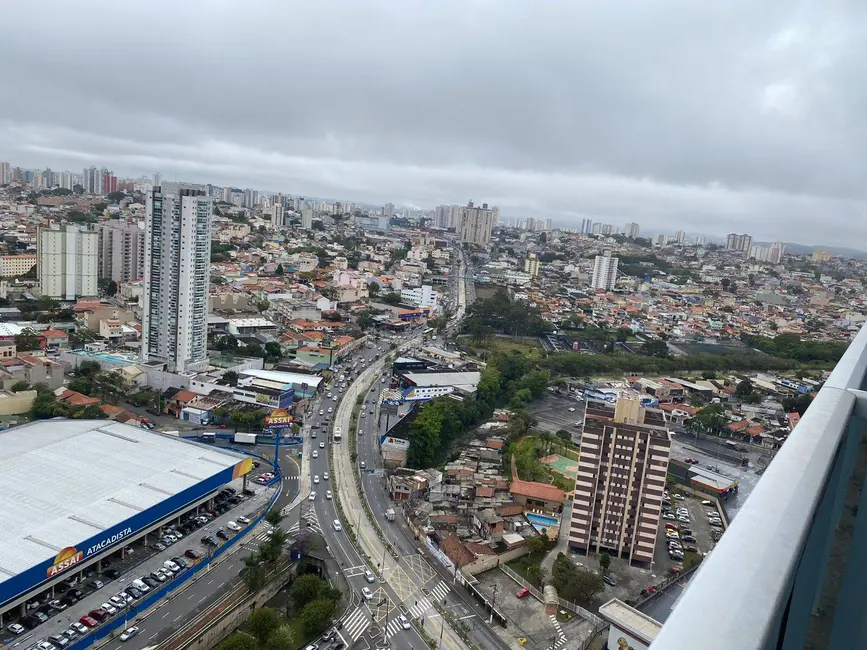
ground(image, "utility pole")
xmin=489 ymin=583 xmax=497 ymax=624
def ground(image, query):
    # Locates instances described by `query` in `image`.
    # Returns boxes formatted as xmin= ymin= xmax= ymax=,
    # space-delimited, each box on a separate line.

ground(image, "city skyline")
xmin=1 ymin=2 xmax=864 ymax=247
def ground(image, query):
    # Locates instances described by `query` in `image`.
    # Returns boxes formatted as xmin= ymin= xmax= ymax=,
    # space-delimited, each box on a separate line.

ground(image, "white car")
xmin=309 ymin=492 xmax=316 ymax=501
xmin=6 ymin=623 xmax=24 ymax=635
xmin=71 ymin=623 xmax=89 ymax=635
xmin=364 ymin=570 xmax=375 ymax=583
xmin=360 ymin=412 xmax=366 ymax=418
xmin=674 ymin=494 xmax=685 ymax=500
xmin=358 ymin=429 xmax=363 ymax=435
xmin=36 ymin=641 xmax=56 ymax=650
xmin=109 ymin=595 xmax=127 ymax=608
xmin=164 ymin=560 xmax=181 ymax=572
xmin=100 ymin=602 xmax=117 ymax=615
xmin=117 ymin=591 xmax=133 ymax=604
xmin=568 ymin=407 xmax=576 ymax=412
xmin=313 ymin=475 xmax=320 ymax=484
xmin=119 ymin=627 xmax=139 ymax=642
xmin=323 ymin=472 xmax=329 ymax=480
xmin=333 ymin=520 xmax=342 ymax=531
xmin=237 ymin=516 xmax=250 ymax=524
xmin=398 ymin=614 xmax=411 ymax=630
xmin=319 ymin=441 xmax=325 ymax=448
xmin=312 ymin=450 xmax=319 ymax=458
xmin=362 ymin=587 xmax=373 ymax=600
xmin=319 ymin=410 xmax=324 ymax=416
xmin=325 ymin=490 xmax=333 ymax=499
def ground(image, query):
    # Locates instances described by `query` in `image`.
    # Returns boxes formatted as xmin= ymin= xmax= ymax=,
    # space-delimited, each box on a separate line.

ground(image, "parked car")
xmin=602 ymin=575 xmax=616 ymax=587
xmin=515 ymin=587 xmax=531 ymax=599
xmin=78 ymin=616 xmax=99 ymax=629
xmin=70 ymin=622 xmax=89 ymax=635
xmin=7 ymin=623 xmax=25 ymax=635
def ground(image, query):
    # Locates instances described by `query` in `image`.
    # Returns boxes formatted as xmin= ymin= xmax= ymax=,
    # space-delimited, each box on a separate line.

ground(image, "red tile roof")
xmin=509 ymin=480 xmax=565 ymax=504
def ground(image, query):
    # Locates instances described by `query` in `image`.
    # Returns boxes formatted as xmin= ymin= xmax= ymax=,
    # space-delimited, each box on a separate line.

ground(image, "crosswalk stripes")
xmin=341 ymin=606 xmax=371 ymax=640
xmin=384 ymin=617 xmax=408 ymax=640
xmin=406 ymin=596 xmax=431 ymax=619
xmin=287 ymin=510 xmax=322 ymax=535
xmin=549 ymin=615 xmax=568 ymax=647
xmin=430 ymin=580 xmax=450 ymax=603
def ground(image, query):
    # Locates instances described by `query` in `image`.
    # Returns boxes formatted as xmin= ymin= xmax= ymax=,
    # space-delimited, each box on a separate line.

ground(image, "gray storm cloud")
xmin=0 ymin=0 xmax=865 ymax=246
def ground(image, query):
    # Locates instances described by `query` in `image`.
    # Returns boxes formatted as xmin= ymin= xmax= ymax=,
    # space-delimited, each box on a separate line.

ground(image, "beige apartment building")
xmin=569 ymin=395 xmax=671 ymax=565
xmin=0 ymin=255 xmax=36 ymax=278
xmin=459 ymin=201 xmax=495 ymax=246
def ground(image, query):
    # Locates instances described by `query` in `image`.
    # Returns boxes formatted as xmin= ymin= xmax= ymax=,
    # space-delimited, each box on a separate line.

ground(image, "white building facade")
xmin=142 ymin=185 xmax=212 ymax=373
xmin=400 ymin=284 xmax=439 ymax=310
xmin=37 ymin=224 xmax=99 ymax=299
xmin=591 ymin=252 xmax=619 ymax=291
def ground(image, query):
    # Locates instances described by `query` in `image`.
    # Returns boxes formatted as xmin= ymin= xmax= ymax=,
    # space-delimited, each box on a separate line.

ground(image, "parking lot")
xmin=474 ymin=569 xmax=592 ymax=650
xmin=2 ymin=479 xmax=275 ymax=650
xmin=528 ymin=394 xmax=586 ymax=443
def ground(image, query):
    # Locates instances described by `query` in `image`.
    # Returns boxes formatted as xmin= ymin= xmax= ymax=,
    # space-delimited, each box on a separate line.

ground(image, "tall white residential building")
xmin=37 ymin=223 xmax=99 ymax=299
xmin=301 ymin=207 xmax=313 ymax=229
xmin=625 ymin=222 xmax=641 ymax=239
xmin=383 ymin=203 xmax=395 ymax=219
xmin=725 ymin=233 xmax=752 ymax=252
xmin=269 ymin=204 xmax=284 ymax=229
xmin=674 ymin=230 xmax=686 ymax=243
xmin=99 ymin=221 xmax=145 ymax=282
xmin=0 ymin=162 xmax=10 ymax=185
xmin=459 ymin=201 xmax=495 ymax=245
xmin=591 ymin=251 xmax=619 ymax=290
xmin=142 ymin=185 xmax=213 ymax=373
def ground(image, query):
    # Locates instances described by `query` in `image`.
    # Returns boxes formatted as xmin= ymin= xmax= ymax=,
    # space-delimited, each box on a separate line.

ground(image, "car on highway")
xmin=360 ymin=461 xmax=366 ymax=469
xmin=323 ymin=472 xmax=329 ymax=480
xmin=397 ymin=614 xmax=411 ymax=630
xmin=313 ymin=475 xmax=320 ymax=484
xmin=515 ymin=587 xmax=530 ymax=599
xmin=309 ymin=492 xmax=317 ymax=501
xmin=319 ymin=441 xmax=325 ymax=448
xmin=120 ymin=627 xmax=139 ymax=642
xmin=319 ymin=410 xmax=324 ymax=415
xmin=364 ymin=570 xmax=375 ymax=583
xmin=312 ymin=450 xmax=318 ymax=458
xmin=325 ymin=490 xmax=332 ymax=499
xmin=362 ymin=587 xmax=373 ymax=600
xmin=332 ymin=520 xmax=342 ymax=531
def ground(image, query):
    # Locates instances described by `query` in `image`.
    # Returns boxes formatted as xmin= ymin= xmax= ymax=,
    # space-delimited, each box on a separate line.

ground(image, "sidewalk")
xmin=542 ymin=501 xmax=572 ymax=573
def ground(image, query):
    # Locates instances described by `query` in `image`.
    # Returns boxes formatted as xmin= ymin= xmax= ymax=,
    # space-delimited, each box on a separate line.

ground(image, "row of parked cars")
xmin=8 ymin=559 xmax=189 ymax=649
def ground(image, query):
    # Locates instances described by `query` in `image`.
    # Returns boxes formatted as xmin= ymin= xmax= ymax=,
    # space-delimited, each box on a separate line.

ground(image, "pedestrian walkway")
xmin=406 ymin=596 xmax=431 ymax=619
xmin=429 ymin=580 xmax=450 ymax=603
xmin=287 ymin=509 xmax=322 ymax=535
xmin=384 ymin=616 xmax=408 ymax=639
xmin=550 ymin=614 xmax=568 ymax=648
xmin=341 ymin=606 xmax=371 ymax=641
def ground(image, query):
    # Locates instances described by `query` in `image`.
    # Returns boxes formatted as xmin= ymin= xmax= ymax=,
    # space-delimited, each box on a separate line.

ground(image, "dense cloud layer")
xmin=1 ymin=0 xmax=865 ymax=245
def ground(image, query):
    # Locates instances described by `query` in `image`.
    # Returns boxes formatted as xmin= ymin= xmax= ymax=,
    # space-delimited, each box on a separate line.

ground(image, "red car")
xmin=79 ymin=616 xmax=99 ymax=628
xmin=185 ymin=549 xmax=202 ymax=560
xmin=515 ymin=587 xmax=530 ymax=599
xmin=646 ymin=586 xmax=657 ymax=594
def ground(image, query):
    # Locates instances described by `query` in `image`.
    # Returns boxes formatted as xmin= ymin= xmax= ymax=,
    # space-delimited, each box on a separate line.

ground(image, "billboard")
xmin=265 ymin=408 xmax=293 ymax=430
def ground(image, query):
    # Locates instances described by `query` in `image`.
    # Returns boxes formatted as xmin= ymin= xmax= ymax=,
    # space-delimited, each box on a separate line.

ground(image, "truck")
xmin=234 ymin=432 xmax=258 ymax=445
xmin=385 ymin=508 xmax=395 ymax=522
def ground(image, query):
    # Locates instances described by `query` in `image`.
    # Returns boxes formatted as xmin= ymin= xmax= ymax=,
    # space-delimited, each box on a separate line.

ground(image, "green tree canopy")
xmin=247 ymin=607 xmax=282 ymax=645
xmin=300 ymin=598 xmax=336 ymax=635
xmin=291 ymin=574 xmax=324 ymax=609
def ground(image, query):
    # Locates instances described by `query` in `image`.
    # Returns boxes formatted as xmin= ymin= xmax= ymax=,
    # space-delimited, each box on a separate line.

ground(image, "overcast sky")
xmin=1 ymin=1 xmax=865 ymax=246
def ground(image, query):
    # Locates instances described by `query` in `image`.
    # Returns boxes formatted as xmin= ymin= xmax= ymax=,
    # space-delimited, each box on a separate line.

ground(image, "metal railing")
xmin=654 ymin=324 xmax=867 ymax=649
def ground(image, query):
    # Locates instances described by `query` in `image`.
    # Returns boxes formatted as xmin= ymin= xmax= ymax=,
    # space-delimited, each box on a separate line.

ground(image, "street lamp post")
xmin=489 ymin=583 xmax=497 ymax=624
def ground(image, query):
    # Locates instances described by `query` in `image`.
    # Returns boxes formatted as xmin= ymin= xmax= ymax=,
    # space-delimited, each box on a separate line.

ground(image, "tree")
xmin=240 ymin=554 xmax=265 ymax=593
xmin=599 ymin=553 xmax=611 ymax=575
xmin=357 ymin=310 xmax=375 ymax=330
xmin=720 ymin=278 xmax=731 ymax=291
xmin=643 ymin=339 xmax=669 ymax=358
xmin=291 ymin=574 xmax=324 ymax=608
xmin=264 ymin=626 xmax=296 ymax=650
xmin=223 ymin=370 xmax=239 ymax=387
xmin=215 ymin=334 xmax=239 ymax=351
xmin=551 ymin=553 xmax=604 ymax=604
xmin=14 ymin=328 xmax=42 ymax=352
xmin=735 ymin=379 xmax=754 ymax=399
xmin=215 ymin=633 xmax=258 ymax=650
xmin=275 ymin=264 xmax=284 ymax=276
xmin=76 ymin=404 xmax=107 ymax=419
xmin=68 ymin=377 xmax=95 ymax=395
xmin=782 ymin=393 xmax=813 ymax=416
xmin=367 ymin=283 xmax=380 ymax=297
xmin=264 ymin=342 xmax=283 ymax=362
xmin=525 ymin=534 xmax=550 ymax=555
xmin=106 ymin=280 xmax=118 ymax=297
xmin=76 ymin=360 xmax=102 ymax=378
xmin=265 ymin=509 xmax=284 ymax=528
xmin=686 ymin=403 xmax=728 ymax=437
xmin=72 ymin=183 xmax=84 ymax=195
xmin=107 ymin=191 xmax=126 ymax=203
xmin=300 ymin=598 xmax=336 ymax=634
xmin=382 ymin=292 xmax=402 ymax=305
xmin=10 ymin=381 xmax=30 ymax=392
xmin=247 ymin=607 xmax=282 ymax=645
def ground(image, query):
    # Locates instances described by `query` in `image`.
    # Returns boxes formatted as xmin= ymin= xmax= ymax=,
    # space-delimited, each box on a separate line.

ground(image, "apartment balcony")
xmin=655 ymin=324 xmax=867 ymax=649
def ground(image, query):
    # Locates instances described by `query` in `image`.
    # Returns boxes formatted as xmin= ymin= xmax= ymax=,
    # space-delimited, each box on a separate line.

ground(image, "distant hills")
xmin=756 ymin=241 xmax=867 ymax=260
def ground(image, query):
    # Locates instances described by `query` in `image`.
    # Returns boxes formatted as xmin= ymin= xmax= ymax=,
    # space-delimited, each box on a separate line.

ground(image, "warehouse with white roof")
xmin=0 ymin=420 xmax=254 ymax=619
